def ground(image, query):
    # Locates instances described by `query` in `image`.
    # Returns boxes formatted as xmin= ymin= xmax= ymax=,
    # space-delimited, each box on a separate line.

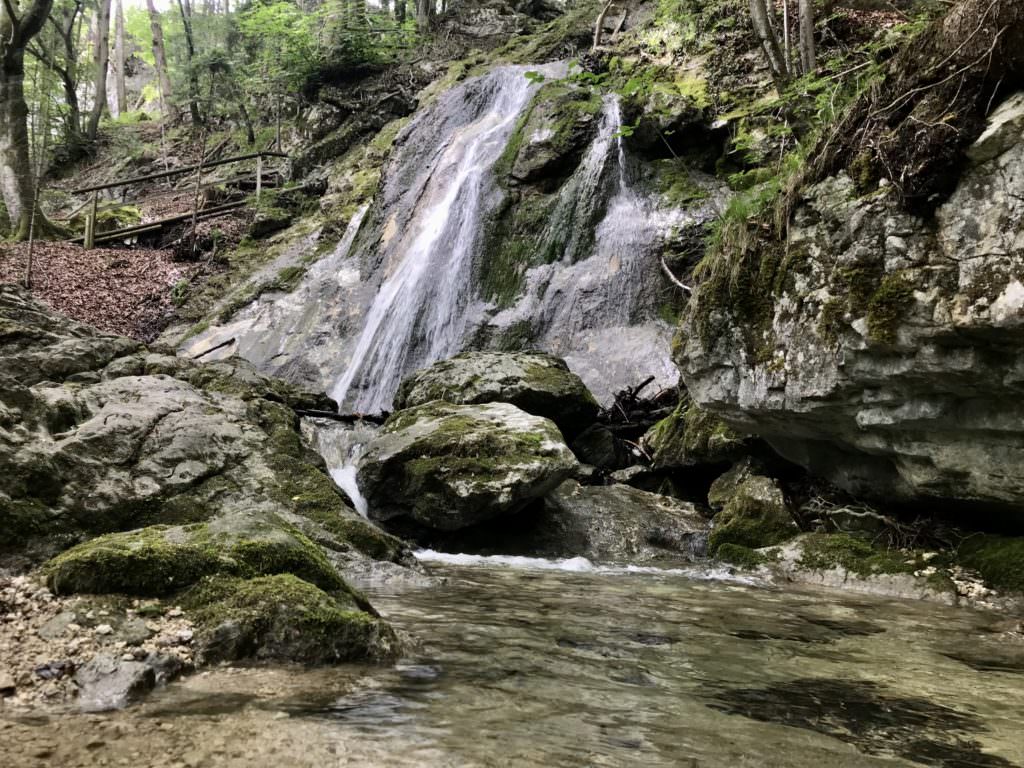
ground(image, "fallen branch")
xmin=592 ymin=0 xmax=613 ymax=50
xmin=191 ymin=337 xmax=235 ymax=359
xmin=661 ymin=256 xmax=693 ymax=294
xmin=294 ymin=409 xmax=388 ymax=425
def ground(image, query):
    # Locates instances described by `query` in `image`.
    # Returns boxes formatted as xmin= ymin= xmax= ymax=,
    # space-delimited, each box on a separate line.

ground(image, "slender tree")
xmin=113 ymin=0 xmax=125 ymax=115
xmin=26 ymin=0 xmax=83 ymax=149
xmin=176 ymin=0 xmax=203 ymax=124
xmin=1 ymin=0 xmax=59 ymax=239
xmin=749 ymin=0 xmax=790 ymax=90
xmin=797 ymin=0 xmax=816 ymax=74
xmin=145 ymin=0 xmax=176 ymax=120
xmin=86 ymin=0 xmax=111 ymax=139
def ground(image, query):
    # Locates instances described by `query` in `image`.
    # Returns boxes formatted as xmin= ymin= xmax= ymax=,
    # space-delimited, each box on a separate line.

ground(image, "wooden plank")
xmin=69 ymin=151 xmax=289 ymax=194
xmin=67 ymin=201 xmax=246 ymax=244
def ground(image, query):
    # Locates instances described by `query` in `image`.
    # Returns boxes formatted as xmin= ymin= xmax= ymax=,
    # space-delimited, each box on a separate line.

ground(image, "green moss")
xmin=866 ymin=274 xmax=914 ymax=344
xmin=182 ymin=573 xmax=398 ymax=664
xmin=715 ymin=543 xmax=767 ymax=569
xmin=708 ymin=476 xmax=796 ymax=554
xmin=796 ymin=533 xmax=917 ymax=577
xmin=817 ymin=297 xmax=846 ymax=344
xmin=44 ymin=517 xmax=343 ymax=597
xmin=656 ymin=159 xmax=708 ymax=206
xmin=957 ymin=535 xmax=1024 ymax=593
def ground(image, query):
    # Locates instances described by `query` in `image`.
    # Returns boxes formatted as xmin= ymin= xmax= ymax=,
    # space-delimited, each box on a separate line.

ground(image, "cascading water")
xmin=183 ymin=63 xmax=723 ymax=407
xmin=331 ymin=63 xmax=567 ymax=412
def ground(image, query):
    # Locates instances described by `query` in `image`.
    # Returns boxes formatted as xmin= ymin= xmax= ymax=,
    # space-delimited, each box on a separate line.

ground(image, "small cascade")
xmin=331 ymin=63 xmax=567 ymax=412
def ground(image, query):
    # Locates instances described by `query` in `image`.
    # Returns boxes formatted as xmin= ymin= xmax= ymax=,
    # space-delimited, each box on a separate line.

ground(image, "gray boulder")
xmin=526 ymin=481 xmax=709 ymax=562
xmin=357 ymin=401 xmax=578 ymax=530
xmin=394 ymin=351 xmax=599 ymax=439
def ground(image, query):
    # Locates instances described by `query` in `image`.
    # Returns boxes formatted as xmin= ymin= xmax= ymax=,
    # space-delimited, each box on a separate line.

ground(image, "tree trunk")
xmin=395 ymin=0 xmax=406 ymax=24
xmin=114 ymin=0 xmax=126 ymax=115
xmin=0 ymin=51 xmax=36 ymax=238
xmin=176 ymin=0 xmax=203 ymax=125
xmin=0 ymin=0 xmax=58 ymax=240
xmin=145 ymin=0 xmax=177 ymax=120
xmin=86 ymin=0 xmax=112 ymax=140
xmin=798 ymin=0 xmax=816 ymax=74
xmin=415 ymin=0 xmax=432 ymax=30
xmin=749 ymin=0 xmax=790 ymax=91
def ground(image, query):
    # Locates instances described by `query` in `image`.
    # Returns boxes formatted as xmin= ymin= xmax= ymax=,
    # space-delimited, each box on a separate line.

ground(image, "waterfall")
xmin=331 ymin=63 xmax=567 ymax=413
xmin=182 ymin=63 xmax=723 ymax=408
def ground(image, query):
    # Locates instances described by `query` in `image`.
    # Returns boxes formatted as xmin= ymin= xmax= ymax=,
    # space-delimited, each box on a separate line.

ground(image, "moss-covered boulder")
xmin=182 ymin=574 xmax=399 ymax=665
xmin=707 ymin=463 xmax=798 ymax=554
xmin=394 ymin=351 xmax=599 ymax=439
xmin=644 ymin=401 xmax=752 ymax=468
xmin=0 ymin=287 xmax=399 ymax=572
xmin=44 ymin=511 xmax=344 ymax=597
xmin=357 ymin=401 xmax=578 ymax=530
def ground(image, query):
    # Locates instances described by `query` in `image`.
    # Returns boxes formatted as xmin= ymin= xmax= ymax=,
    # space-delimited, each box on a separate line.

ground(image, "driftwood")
xmin=598 ymin=376 xmax=680 ymax=440
xmin=294 ymin=409 xmax=388 ymax=425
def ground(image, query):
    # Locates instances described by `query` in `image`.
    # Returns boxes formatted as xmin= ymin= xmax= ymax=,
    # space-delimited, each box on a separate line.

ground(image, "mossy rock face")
xmin=357 ymin=401 xmax=579 ymax=531
xmin=957 ymin=535 xmax=1024 ymax=593
xmin=394 ymin=351 xmax=599 ymax=439
xmin=496 ymin=81 xmax=603 ymax=187
xmin=644 ymin=401 xmax=750 ymax=468
xmin=0 ymin=287 xmax=397 ymax=571
xmin=44 ymin=511 xmax=344 ymax=597
xmin=707 ymin=465 xmax=798 ymax=554
xmin=183 ymin=574 xmax=399 ymax=665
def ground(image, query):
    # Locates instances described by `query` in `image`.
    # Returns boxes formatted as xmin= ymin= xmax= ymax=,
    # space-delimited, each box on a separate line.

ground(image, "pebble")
xmin=0 ymin=575 xmax=195 ymax=711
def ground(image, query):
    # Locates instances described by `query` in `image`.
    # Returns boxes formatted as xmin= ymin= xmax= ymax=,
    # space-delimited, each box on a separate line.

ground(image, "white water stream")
xmin=330 ymin=63 xmax=567 ymax=412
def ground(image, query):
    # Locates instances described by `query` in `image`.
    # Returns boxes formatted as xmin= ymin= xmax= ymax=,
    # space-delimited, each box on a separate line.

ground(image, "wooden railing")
xmin=67 ymin=151 xmax=288 ymax=248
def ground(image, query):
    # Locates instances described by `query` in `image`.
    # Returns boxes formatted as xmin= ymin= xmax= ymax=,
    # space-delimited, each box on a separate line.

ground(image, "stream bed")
xmin=3 ymin=558 xmax=1023 ymax=767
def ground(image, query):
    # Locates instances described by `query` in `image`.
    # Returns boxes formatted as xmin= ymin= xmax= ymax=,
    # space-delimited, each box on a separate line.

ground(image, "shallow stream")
xmin=4 ymin=557 xmax=1024 ymax=767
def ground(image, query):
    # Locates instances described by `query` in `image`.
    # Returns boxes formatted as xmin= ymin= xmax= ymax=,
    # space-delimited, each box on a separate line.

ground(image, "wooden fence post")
xmin=256 ymin=154 xmax=263 ymax=201
xmin=84 ymin=190 xmax=98 ymax=249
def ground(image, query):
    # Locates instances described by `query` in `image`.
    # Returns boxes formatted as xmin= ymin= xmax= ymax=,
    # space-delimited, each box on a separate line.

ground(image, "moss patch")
xmin=182 ymin=573 xmax=398 ymax=664
xmin=795 ymin=533 xmax=917 ymax=578
xmin=866 ymin=273 xmax=915 ymax=344
xmin=957 ymin=535 xmax=1024 ymax=594
xmin=44 ymin=517 xmax=343 ymax=597
xmin=715 ymin=543 xmax=768 ymax=569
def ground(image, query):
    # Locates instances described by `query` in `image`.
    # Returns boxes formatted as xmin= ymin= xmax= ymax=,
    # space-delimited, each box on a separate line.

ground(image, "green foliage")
xmin=957 ymin=535 xmax=1024 ymax=593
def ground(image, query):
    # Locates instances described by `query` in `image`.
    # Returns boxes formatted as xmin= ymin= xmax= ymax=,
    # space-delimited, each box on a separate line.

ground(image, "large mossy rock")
xmin=182 ymin=574 xmax=399 ymax=665
xmin=499 ymin=81 xmax=603 ymax=186
xmin=707 ymin=462 xmax=798 ymax=554
xmin=0 ymin=286 xmax=403 ymax=668
xmin=44 ymin=511 xmax=343 ymax=597
xmin=524 ymin=481 xmax=709 ymax=562
xmin=0 ymin=285 xmax=401 ymax=568
xmin=393 ymin=351 xmax=599 ymax=439
xmin=357 ymin=401 xmax=578 ymax=530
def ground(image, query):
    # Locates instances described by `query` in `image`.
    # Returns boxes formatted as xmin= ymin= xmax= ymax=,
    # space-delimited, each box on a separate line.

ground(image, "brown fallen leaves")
xmin=0 ymin=242 xmax=194 ymax=342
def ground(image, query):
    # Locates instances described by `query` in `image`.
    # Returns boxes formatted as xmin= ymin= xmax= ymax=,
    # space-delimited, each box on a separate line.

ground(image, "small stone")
xmin=0 ymin=672 xmax=16 ymax=695
xmin=95 ymin=624 xmax=113 ymax=636
xmin=167 ymin=608 xmax=184 ymax=618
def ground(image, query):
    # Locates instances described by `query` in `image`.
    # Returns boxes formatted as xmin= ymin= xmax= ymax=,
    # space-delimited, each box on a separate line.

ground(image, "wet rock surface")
xmin=524 ymin=480 xmax=709 ymax=562
xmin=394 ymin=350 xmax=600 ymax=439
xmin=357 ymin=400 xmax=578 ymax=530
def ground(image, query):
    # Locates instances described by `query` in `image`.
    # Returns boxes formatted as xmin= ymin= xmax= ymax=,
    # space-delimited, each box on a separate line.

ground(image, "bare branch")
xmin=661 ymin=257 xmax=692 ymax=295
